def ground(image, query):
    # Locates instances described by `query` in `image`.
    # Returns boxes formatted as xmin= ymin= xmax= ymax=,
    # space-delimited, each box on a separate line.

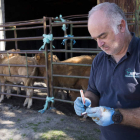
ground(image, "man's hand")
xmin=86 ymin=106 xmax=115 ymax=126
xmin=74 ymin=97 xmax=91 ymax=116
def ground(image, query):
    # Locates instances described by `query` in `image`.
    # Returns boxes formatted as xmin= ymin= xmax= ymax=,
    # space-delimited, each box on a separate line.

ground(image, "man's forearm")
xmin=85 ymin=90 xmax=99 ymax=107
xmin=119 ymin=107 xmax=140 ymax=128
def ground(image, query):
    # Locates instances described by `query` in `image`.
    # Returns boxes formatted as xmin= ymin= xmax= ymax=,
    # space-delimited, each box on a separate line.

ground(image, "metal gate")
xmin=0 ymin=7 xmax=139 ymax=110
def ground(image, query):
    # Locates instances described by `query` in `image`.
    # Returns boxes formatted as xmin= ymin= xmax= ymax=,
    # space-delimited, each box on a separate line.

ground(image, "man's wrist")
xmin=112 ymin=109 xmax=123 ymax=124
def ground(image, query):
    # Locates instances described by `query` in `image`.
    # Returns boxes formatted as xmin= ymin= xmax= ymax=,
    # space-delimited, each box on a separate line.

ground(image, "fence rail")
xmin=0 ymin=12 xmax=139 ymax=110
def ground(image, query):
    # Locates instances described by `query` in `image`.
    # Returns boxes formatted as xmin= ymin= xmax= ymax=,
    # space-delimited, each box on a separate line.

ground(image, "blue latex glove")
xmin=86 ymin=106 xmax=115 ymax=126
xmin=74 ymin=97 xmax=91 ymax=116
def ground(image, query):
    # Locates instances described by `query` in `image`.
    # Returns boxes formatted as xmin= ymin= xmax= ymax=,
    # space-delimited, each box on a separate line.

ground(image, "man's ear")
xmin=120 ymin=19 xmax=126 ymax=33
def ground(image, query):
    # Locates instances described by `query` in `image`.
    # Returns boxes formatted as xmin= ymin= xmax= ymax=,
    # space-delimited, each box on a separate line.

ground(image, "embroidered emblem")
xmin=125 ymin=68 xmax=140 ymax=77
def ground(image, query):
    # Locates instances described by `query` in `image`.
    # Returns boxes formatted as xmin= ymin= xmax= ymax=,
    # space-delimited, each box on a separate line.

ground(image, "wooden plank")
xmin=97 ymin=0 xmax=136 ymax=34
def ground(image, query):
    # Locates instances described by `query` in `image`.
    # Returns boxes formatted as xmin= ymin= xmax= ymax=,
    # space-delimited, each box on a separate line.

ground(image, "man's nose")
xmin=97 ymin=38 xmax=104 ymax=47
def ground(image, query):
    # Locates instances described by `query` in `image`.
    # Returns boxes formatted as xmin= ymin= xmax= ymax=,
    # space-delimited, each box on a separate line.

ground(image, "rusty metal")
xmin=73 ymin=25 xmax=87 ymax=28
xmin=0 ymin=21 xmax=44 ymax=27
xmin=0 ymin=26 xmax=44 ymax=31
xmin=3 ymin=18 xmax=44 ymax=25
xmin=0 ymin=8 xmax=139 ymax=109
xmin=49 ymin=17 xmax=55 ymax=108
xmin=0 ymin=36 xmax=43 ymax=42
xmin=0 ymin=83 xmax=47 ymax=90
xmin=52 ymin=49 xmax=101 ymax=53
xmin=64 ymin=28 xmax=68 ymax=59
xmin=70 ymin=24 xmax=73 ymax=57
xmin=0 ymin=73 xmax=45 ymax=79
xmin=53 ymin=86 xmax=85 ymax=92
xmin=43 ymin=16 xmax=51 ymax=109
xmin=51 ymin=20 xmax=87 ymax=25
xmin=53 ymin=74 xmax=89 ymax=79
xmin=0 ymin=50 xmax=45 ymax=54
xmin=49 ymin=17 xmax=53 ymax=99
xmin=13 ymin=26 xmax=18 ymax=49
xmin=53 ymin=62 xmax=92 ymax=66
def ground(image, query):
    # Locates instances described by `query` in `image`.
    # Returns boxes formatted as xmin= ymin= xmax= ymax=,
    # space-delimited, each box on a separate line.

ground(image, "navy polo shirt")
xmin=87 ymin=33 xmax=140 ymax=140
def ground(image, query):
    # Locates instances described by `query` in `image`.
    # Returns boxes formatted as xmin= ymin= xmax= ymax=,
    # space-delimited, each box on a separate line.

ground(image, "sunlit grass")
xmin=39 ymin=130 xmax=71 ymax=140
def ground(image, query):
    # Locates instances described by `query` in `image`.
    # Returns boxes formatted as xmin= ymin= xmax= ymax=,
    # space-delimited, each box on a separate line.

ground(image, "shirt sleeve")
xmin=87 ymin=56 xmax=100 ymax=97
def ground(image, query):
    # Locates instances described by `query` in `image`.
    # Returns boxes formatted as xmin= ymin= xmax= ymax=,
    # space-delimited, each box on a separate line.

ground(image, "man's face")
xmin=88 ymin=11 xmax=124 ymax=56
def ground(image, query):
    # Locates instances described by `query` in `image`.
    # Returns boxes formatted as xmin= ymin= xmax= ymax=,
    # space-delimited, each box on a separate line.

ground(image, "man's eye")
xmin=100 ymin=35 xmax=106 ymax=39
xmin=92 ymin=37 xmax=97 ymax=41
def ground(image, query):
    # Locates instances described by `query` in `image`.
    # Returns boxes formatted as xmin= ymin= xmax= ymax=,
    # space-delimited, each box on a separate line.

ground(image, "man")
xmin=74 ymin=2 xmax=140 ymax=140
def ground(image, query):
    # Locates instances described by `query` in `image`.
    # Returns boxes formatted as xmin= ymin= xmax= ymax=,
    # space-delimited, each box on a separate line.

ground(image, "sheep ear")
xmin=35 ymin=54 xmax=40 ymax=60
xmin=37 ymin=55 xmax=40 ymax=60
xmin=9 ymin=54 xmax=14 ymax=57
xmin=0 ymin=54 xmax=4 ymax=59
xmin=48 ymin=53 xmax=51 ymax=59
xmin=16 ymin=49 xmax=20 ymax=52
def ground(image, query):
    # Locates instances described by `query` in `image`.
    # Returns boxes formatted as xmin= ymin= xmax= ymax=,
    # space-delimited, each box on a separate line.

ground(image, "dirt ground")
xmin=0 ymin=83 xmax=100 ymax=140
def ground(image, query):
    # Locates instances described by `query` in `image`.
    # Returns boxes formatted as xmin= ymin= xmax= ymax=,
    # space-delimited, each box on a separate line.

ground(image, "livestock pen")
xmin=0 ymin=12 xmax=139 ymax=111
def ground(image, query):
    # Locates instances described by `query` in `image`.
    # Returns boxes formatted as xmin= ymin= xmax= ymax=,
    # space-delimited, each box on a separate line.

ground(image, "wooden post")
xmin=135 ymin=0 xmax=140 ymax=37
xmin=0 ymin=0 xmax=5 ymax=51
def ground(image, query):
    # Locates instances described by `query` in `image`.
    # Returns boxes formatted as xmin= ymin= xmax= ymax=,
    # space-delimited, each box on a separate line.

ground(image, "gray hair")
xmin=88 ymin=2 xmax=129 ymax=34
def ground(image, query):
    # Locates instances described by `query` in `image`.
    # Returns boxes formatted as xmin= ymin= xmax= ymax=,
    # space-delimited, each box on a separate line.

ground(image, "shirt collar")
xmin=127 ymin=32 xmax=139 ymax=55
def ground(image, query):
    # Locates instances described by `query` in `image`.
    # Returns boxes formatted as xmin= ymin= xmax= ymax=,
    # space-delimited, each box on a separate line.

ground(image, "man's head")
xmin=88 ymin=2 xmax=131 ymax=56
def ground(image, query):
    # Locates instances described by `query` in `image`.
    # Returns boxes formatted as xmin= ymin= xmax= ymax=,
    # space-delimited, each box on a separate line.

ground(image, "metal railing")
xmin=0 ymin=12 xmax=139 ymax=109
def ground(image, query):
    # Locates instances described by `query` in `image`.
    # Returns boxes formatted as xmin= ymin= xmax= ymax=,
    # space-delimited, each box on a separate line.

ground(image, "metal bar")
xmin=63 ymin=14 xmax=88 ymax=19
xmin=0 ymin=50 xmax=45 ymax=54
xmin=7 ymin=53 xmax=11 ymax=76
xmin=4 ymin=18 xmax=45 ymax=24
xmin=52 ymin=62 xmax=92 ymax=66
xmin=62 ymin=13 xmax=134 ymax=19
xmin=0 ymin=26 xmax=44 ymax=31
xmin=25 ymin=53 xmax=29 ymax=78
xmin=53 ymin=74 xmax=89 ymax=79
xmin=51 ymin=20 xmax=88 ymax=25
xmin=0 ymin=21 xmax=44 ymax=27
xmin=0 ymin=36 xmax=92 ymax=42
xmin=14 ymin=26 xmax=18 ymax=49
xmin=43 ymin=16 xmax=50 ymax=109
xmin=52 ymin=49 xmax=101 ymax=53
xmin=0 ymin=49 xmax=101 ymax=54
xmin=49 ymin=17 xmax=54 ymax=108
xmin=70 ymin=24 xmax=73 ymax=57
xmin=64 ymin=28 xmax=68 ymax=59
xmin=73 ymin=25 xmax=87 ymax=28
xmin=0 ymin=92 xmax=73 ymax=103
xmin=50 ymin=17 xmax=53 ymax=97
xmin=0 ymin=64 xmax=46 ymax=68
xmin=0 ymin=74 xmax=46 ymax=79
xmin=0 ymin=36 xmax=43 ymax=42
xmin=53 ymin=86 xmax=83 ymax=92
xmin=0 ymin=25 xmax=61 ymax=32
xmin=0 ymin=92 xmax=46 ymax=100
xmin=51 ymin=18 xmax=135 ymax=26
xmin=53 ymin=98 xmax=73 ymax=103
xmin=0 ymin=83 xmax=47 ymax=90
xmin=53 ymin=36 xmax=92 ymax=40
